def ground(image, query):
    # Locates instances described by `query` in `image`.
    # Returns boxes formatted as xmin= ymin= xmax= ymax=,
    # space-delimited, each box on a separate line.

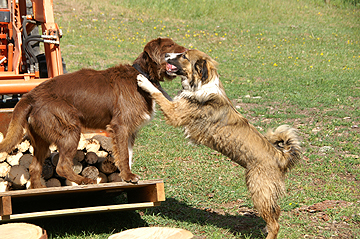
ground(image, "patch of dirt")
xmin=289 ymin=200 xmax=359 ymax=238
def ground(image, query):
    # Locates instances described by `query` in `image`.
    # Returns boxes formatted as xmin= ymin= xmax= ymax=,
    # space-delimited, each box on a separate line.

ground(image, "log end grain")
xmin=0 ymin=223 xmax=47 ymax=239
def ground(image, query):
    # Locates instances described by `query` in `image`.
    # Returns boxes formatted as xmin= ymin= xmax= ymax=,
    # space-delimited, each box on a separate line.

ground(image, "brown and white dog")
xmin=137 ymin=49 xmax=301 ymax=239
xmin=0 ymin=37 xmax=186 ymax=188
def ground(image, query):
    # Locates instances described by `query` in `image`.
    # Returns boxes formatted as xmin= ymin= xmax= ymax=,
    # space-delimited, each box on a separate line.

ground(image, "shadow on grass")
xmin=19 ymin=210 xmax=148 ymax=237
xmin=145 ymin=197 xmax=266 ymax=238
xmin=7 ymin=196 xmax=265 ymax=238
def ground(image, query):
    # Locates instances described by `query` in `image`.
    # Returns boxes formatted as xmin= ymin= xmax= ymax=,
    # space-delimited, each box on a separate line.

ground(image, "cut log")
xmin=50 ymin=152 xmax=59 ymax=166
xmin=42 ymin=159 xmax=54 ymax=180
xmin=29 ymin=145 xmax=34 ymax=155
xmin=0 ymin=151 xmax=8 ymax=163
xmin=46 ymin=178 xmax=61 ymax=187
xmin=96 ymin=150 xmax=108 ymax=158
xmin=0 ymin=222 xmax=47 ymax=239
xmin=6 ymin=152 xmax=23 ymax=166
xmin=108 ymin=172 xmax=123 ymax=182
xmin=65 ymin=179 xmax=79 ymax=186
xmin=108 ymin=227 xmax=193 ymax=239
xmin=97 ymin=156 xmax=117 ymax=174
xmin=77 ymin=133 xmax=87 ymax=150
xmin=74 ymin=150 xmax=85 ymax=162
xmin=16 ymin=140 xmax=31 ymax=153
xmin=49 ymin=144 xmax=57 ymax=153
xmin=26 ymin=177 xmax=46 ymax=189
xmin=81 ymin=166 xmax=99 ymax=181
xmin=0 ymin=162 xmax=11 ymax=177
xmin=19 ymin=154 xmax=34 ymax=169
xmin=91 ymin=135 xmax=113 ymax=152
xmin=85 ymin=152 xmax=98 ymax=165
xmin=6 ymin=165 xmax=30 ymax=188
xmin=97 ymin=172 xmax=108 ymax=184
xmin=72 ymin=159 xmax=83 ymax=175
xmin=86 ymin=138 xmax=100 ymax=153
xmin=0 ymin=131 xmax=3 ymax=142
xmin=0 ymin=178 xmax=10 ymax=192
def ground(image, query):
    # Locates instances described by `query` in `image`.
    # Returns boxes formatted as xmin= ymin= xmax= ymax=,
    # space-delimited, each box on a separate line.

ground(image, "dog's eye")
xmin=182 ymin=55 xmax=189 ymax=61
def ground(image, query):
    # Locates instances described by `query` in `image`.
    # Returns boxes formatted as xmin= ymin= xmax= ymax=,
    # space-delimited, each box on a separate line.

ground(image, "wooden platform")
xmin=0 ymin=180 xmax=165 ymax=222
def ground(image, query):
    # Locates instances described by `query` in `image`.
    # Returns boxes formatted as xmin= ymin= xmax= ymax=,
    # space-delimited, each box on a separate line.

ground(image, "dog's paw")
xmin=120 ymin=171 xmax=141 ymax=184
xmin=80 ymin=177 xmax=97 ymax=185
xmin=137 ymin=74 xmax=159 ymax=94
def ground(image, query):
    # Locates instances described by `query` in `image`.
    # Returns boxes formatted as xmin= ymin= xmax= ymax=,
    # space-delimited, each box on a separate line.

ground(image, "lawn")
xmin=21 ymin=0 xmax=360 ymax=238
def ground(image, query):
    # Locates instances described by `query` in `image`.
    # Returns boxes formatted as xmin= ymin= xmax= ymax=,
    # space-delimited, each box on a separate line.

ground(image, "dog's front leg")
xmin=137 ymin=74 xmax=178 ymax=125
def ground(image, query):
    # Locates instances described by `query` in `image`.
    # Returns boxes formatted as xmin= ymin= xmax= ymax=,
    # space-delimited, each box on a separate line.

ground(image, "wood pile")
xmin=0 ymin=132 xmax=122 ymax=192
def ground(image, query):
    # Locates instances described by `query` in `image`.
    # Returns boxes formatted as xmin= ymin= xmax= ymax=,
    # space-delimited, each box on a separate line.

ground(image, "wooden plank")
xmin=0 ymin=202 xmax=161 ymax=222
xmin=0 ymin=196 xmax=12 ymax=216
xmin=0 ymin=180 xmax=164 ymax=198
xmin=128 ymin=182 xmax=165 ymax=203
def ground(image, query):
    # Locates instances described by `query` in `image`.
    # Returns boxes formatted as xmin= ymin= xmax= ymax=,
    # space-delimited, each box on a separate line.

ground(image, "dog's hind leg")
xmin=107 ymin=122 xmax=140 ymax=183
xmin=128 ymin=132 xmax=136 ymax=170
xmin=55 ymin=128 xmax=96 ymax=185
xmin=246 ymin=168 xmax=282 ymax=239
xmin=28 ymin=128 xmax=50 ymax=189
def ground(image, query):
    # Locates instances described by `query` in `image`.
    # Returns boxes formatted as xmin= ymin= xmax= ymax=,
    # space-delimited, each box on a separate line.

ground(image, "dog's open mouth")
xmin=166 ymin=63 xmax=178 ymax=74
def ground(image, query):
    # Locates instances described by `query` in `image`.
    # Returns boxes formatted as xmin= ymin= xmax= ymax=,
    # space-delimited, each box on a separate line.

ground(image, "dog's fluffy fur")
xmin=0 ymin=37 xmax=186 ymax=188
xmin=137 ymin=49 xmax=301 ymax=239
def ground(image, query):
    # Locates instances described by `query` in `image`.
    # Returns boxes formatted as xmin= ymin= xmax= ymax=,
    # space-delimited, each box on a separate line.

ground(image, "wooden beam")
xmin=0 ymin=196 xmax=12 ymax=216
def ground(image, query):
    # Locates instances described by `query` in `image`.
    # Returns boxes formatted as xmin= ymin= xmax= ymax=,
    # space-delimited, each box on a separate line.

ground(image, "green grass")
xmin=18 ymin=0 xmax=360 ymax=238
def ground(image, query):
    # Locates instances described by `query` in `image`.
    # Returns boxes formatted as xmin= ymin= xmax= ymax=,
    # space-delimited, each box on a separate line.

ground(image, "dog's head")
xmin=134 ymin=38 xmax=187 ymax=82
xmin=165 ymin=49 xmax=219 ymax=91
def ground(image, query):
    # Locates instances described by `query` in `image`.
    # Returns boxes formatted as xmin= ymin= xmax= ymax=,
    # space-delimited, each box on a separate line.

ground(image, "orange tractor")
xmin=0 ymin=0 xmax=64 ymax=134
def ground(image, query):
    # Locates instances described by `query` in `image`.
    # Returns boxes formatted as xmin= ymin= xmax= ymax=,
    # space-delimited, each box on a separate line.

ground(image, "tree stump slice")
xmin=108 ymin=227 xmax=193 ymax=239
xmin=0 ymin=222 xmax=47 ymax=239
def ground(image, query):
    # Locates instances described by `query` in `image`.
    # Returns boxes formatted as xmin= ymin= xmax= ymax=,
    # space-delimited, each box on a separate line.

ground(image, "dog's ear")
xmin=144 ymin=38 xmax=162 ymax=65
xmin=195 ymin=59 xmax=208 ymax=81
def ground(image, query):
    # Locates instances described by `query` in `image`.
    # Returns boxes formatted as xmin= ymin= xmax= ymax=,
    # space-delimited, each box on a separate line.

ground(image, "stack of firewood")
xmin=0 ymin=132 xmax=122 ymax=192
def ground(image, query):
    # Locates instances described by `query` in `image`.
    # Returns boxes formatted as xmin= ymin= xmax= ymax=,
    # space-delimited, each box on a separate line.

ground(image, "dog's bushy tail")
xmin=0 ymin=97 xmax=32 ymax=153
xmin=264 ymin=125 xmax=301 ymax=171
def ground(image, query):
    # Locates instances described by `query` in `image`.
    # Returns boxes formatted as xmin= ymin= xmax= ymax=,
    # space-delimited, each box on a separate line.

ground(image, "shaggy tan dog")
xmin=137 ymin=49 xmax=301 ymax=239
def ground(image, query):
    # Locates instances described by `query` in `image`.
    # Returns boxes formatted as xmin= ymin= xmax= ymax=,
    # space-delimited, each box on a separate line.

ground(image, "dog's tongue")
xmin=166 ymin=63 xmax=177 ymax=72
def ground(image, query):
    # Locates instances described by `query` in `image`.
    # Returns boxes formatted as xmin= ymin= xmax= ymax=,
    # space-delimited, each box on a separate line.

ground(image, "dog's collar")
xmin=132 ymin=63 xmax=173 ymax=101
xmin=132 ymin=63 xmax=150 ymax=81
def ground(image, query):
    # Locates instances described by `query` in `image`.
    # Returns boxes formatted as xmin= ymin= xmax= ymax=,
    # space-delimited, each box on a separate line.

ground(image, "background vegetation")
xmin=22 ymin=0 xmax=360 ymax=238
